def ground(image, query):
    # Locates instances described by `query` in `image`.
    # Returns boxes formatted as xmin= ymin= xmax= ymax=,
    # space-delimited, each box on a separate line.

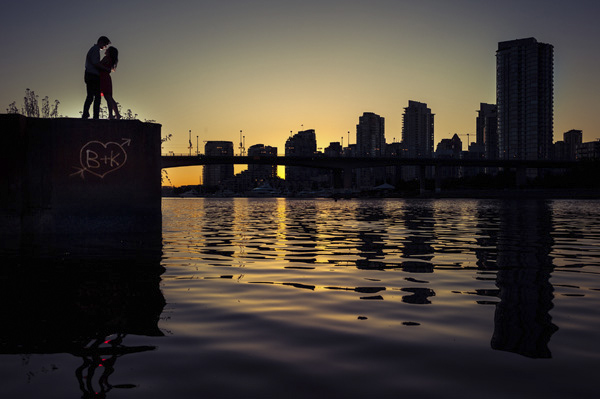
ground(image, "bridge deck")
xmin=161 ymin=154 xmax=579 ymax=170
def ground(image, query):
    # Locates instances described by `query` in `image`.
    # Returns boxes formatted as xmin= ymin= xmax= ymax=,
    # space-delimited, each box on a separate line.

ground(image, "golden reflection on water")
xmin=160 ymin=197 xmax=600 ymax=360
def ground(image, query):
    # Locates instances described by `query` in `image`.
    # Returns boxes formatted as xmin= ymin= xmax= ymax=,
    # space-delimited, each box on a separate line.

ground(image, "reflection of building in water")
xmin=400 ymin=201 xmax=435 ymax=273
xmin=401 ymin=287 xmax=436 ymax=304
xmin=354 ymin=203 xmax=393 ymax=270
xmin=490 ymin=200 xmax=558 ymax=358
xmin=355 ymin=230 xmax=386 ymax=269
xmin=198 ymin=200 xmax=238 ymax=260
xmin=0 ymin=255 xmax=165 ymax=396
xmin=283 ymin=201 xmax=319 ymax=264
xmin=474 ymin=204 xmax=500 ymax=271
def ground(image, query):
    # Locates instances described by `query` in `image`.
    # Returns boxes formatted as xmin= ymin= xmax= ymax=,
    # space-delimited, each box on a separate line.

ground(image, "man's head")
xmin=97 ymin=36 xmax=111 ymax=50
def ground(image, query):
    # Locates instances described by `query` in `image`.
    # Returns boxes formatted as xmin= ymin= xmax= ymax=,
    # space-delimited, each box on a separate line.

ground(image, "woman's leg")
xmin=105 ymin=94 xmax=120 ymax=119
xmin=112 ymin=97 xmax=121 ymax=119
xmin=105 ymin=94 xmax=114 ymax=118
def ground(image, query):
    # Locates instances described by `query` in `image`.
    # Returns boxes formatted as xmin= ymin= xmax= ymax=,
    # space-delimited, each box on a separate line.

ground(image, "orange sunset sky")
xmin=2 ymin=0 xmax=599 ymax=186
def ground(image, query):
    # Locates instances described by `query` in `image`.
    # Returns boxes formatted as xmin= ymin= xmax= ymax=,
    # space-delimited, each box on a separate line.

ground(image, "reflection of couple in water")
xmin=82 ymin=36 xmax=121 ymax=120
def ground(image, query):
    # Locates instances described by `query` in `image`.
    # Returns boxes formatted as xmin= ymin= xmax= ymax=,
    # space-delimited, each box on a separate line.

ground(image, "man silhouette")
xmin=82 ymin=36 xmax=111 ymax=119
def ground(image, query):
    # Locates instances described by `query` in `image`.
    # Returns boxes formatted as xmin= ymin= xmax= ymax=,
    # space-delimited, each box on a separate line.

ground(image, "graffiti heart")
xmin=71 ymin=138 xmax=131 ymax=179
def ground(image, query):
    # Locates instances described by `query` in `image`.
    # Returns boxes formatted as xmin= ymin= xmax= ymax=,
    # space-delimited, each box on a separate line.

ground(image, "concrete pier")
xmin=0 ymin=114 xmax=162 ymax=255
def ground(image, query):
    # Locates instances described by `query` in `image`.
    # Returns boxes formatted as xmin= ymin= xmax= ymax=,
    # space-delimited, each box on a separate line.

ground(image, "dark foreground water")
xmin=1 ymin=198 xmax=600 ymax=398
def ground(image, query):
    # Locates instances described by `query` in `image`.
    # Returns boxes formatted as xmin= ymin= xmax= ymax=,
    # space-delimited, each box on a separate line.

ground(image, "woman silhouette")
xmin=100 ymin=47 xmax=121 ymax=119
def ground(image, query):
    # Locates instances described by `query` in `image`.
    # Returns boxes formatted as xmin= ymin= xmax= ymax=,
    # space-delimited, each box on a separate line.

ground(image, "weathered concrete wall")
xmin=0 ymin=114 xmax=162 ymax=253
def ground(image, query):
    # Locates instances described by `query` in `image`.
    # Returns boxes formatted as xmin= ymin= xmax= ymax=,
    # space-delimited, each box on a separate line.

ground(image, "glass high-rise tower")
xmin=355 ymin=112 xmax=386 ymax=187
xmin=402 ymin=100 xmax=434 ymax=159
xmin=476 ymin=103 xmax=498 ymax=160
xmin=401 ymin=100 xmax=434 ymax=180
xmin=496 ymin=38 xmax=554 ymax=160
xmin=356 ymin=112 xmax=385 ymax=157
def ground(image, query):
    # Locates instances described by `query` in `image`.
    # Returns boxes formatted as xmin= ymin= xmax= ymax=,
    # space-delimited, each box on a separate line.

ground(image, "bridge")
xmin=161 ymin=154 xmax=579 ymax=191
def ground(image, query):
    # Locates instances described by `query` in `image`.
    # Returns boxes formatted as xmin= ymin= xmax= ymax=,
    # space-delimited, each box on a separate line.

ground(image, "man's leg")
xmin=82 ymin=73 xmax=93 ymax=119
xmin=92 ymin=89 xmax=101 ymax=119
xmin=84 ymin=72 xmax=102 ymax=119
xmin=91 ymin=74 xmax=101 ymax=119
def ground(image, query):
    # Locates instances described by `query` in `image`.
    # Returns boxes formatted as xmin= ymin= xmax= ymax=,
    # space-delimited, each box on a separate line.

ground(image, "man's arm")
xmin=86 ymin=46 xmax=110 ymax=72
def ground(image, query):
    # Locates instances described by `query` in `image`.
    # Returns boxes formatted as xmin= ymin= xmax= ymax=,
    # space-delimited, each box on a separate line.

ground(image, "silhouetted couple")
xmin=82 ymin=36 xmax=121 ymax=120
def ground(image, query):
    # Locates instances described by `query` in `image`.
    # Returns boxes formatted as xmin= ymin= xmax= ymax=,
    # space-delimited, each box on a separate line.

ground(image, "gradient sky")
xmin=2 ymin=0 xmax=599 ymax=185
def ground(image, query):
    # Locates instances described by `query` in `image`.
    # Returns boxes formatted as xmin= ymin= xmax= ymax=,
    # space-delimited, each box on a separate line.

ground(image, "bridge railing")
xmin=162 ymin=152 xmax=202 ymax=157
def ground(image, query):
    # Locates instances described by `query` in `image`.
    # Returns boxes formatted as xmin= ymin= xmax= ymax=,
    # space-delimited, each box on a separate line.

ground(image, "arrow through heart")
xmin=71 ymin=138 xmax=131 ymax=179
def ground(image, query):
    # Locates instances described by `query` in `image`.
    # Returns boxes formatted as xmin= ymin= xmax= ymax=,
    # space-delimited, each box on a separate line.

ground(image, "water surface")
xmin=1 ymin=198 xmax=599 ymax=398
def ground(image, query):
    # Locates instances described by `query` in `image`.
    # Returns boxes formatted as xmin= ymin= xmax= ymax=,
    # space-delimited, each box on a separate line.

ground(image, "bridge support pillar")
xmin=343 ymin=167 xmax=353 ymax=190
xmin=516 ymin=166 xmax=527 ymax=188
xmin=0 ymin=114 xmax=162 ymax=255
xmin=419 ymin=165 xmax=427 ymax=195
xmin=332 ymin=169 xmax=343 ymax=189
xmin=434 ymin=166 xmax=442 ymax=193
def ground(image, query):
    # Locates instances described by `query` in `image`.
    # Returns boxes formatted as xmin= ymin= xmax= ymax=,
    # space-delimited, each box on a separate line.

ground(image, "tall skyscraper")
xmin=356 ymin=112 xmax=386 ymax=187
xmin=285 ymin=129 xmax=318 ymax=190
xmin=248 ymin=144 xmax=277 ymax=180
xmin=435 ymin=134 xmax=462 ymax=180
xmin=476 ymin=103 xmax=498 ymax=160
xmin=324 ymin=142 xmax=342 ymax=157
xmin=496 ymin=38 xmax=554 ymax=160
xmin=402 ymin=101 xmax=434 ymax=180
xmin=563 ymin=129 xmax=582 ymax=160
xmin=402 ymin=101 xmax=434 ymax=158
xmin=356 ymin=112 xmax=385 ymax=157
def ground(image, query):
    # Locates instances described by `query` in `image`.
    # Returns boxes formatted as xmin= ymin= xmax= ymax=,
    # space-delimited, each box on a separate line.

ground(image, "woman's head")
xmin=106 ymin=47 xmax=119 ymax=70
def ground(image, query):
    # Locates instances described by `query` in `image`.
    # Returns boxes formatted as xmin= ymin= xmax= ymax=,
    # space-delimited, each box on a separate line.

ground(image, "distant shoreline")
xmin=163 ymin=188 xmax=600 ymax=200
xmin=410 ymin=188 xmax=600 ymax=199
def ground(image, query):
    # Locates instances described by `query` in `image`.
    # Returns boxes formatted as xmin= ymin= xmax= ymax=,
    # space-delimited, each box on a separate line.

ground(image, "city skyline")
xmin=2 ymin=1 xmax=600 ymax=186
